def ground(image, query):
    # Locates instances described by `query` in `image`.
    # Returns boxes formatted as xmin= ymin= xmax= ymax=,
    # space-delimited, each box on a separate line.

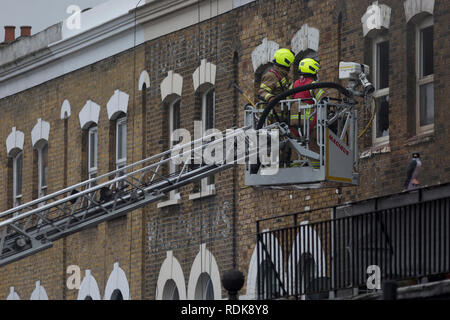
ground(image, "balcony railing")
xmin=256 ymin=185 xmax=450 ymax=300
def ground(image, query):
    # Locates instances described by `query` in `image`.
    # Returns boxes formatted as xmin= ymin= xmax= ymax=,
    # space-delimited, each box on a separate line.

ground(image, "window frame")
xmin=372 ymin=35 xmax=390 ymax=146
xmin=37 ymin=143 xmax=48 ymax=198
xmin=189 ymin=87 xmax=217 ymax=200
xmin=88 ymin=126 xmax=98 ymax=180
xmin=115 ymin=116 xmax=127 ymax=171
xmin=13 ymin=151 xmax=23 ymax=207
xmin=415 ymin=16 xmax=434 ymax=135
xmin=158 ymin=98 xmax=182 ymax=207
xmin=201 ymin=87 xmax=216 ymax=194
xmin=194 ymin=272 xmax=215 ymax=300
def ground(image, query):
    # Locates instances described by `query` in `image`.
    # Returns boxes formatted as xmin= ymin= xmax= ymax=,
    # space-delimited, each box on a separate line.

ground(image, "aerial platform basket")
xmin=244 ymin=82 xmax=360 ymax=190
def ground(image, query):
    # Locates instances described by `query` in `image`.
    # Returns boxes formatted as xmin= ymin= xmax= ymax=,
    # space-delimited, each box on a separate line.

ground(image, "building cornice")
xmin=0 ymin=0 xmax=236 ymax=99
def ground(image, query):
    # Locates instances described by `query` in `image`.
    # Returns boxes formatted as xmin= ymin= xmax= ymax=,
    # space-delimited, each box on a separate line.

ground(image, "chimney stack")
xmin=4 ymin=26 xmax=16 ymax=43
xmin=20 ymin=26 xmax=31 ymax=37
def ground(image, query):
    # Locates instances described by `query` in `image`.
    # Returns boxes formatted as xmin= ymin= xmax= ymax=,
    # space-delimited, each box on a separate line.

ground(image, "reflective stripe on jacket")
xmin=258 ymin=65 xmax=292 ymax=103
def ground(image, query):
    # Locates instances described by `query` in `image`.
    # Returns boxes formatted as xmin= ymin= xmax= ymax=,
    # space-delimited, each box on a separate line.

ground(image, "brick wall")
xmin=0 ymin=0 xmax=448 ymax=300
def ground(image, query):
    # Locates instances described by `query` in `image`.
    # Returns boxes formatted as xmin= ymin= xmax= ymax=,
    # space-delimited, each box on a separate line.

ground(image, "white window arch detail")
xmin=286 ymin=221 xmax=326 ymax=299
xmin=139 ymin=70 xmax=150 ymax=91
xmin=107 ymin=89 xmax=129 ymax=120
xmin=104 ymin=262 xmax=130 ymax=300
xmin=361 ymin=1 xmax=392 ymax=38
xmin=156 ymin=251 xmax=187 ymax=300
xmin=187 ymin=243 xmax=222 ymax=300
xmin=245 ymin=230 xmax=284 ymax=300
xmin=161 ymin=70 xmax=183 ymax=103
xmin=30 ymin=281 xmax=49 ymax=300
xmin=61 ymin=99 xmax=71 ymax=120
xmin=251 ymin=38 xmax=279 ymax=73
xmin=193 ymin=59 xmax=217 ymax=92
xmin=291 ymin=24 xmax=320 ymax=55
xmin=77 ymin=270 xmax=101 ymax=300
xmin=6 ymin=127 xmax=24 ymax=158
xmin=31 ymin=118 xmax=50 ymax=148
xmin=6 ymin=287 xmax=20 ymax=300
xmin=79 ymin=100 xmax=100 ymax=130
xmin=404 ymin=0 xmax=434 ymax=24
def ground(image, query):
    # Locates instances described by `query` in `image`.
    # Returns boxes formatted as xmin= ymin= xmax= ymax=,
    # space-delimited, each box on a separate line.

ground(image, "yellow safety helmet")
xmin=273 ymin=48 xmax=295 ymax=68
xmin=298 ymin=58 xmax=321 ymax=75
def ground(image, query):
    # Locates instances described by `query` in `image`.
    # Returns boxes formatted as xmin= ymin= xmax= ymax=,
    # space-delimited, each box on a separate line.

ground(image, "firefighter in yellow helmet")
xmin=292 ymin=57 xmax=327 ymax=169
xmin=258 ymin=48 xmax=295 ymax=103
xmin=257 ymin=48 xmax=295 ymax=167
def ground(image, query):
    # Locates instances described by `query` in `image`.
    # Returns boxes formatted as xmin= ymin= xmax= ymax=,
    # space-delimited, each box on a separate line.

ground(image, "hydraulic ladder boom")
xmin=0 ymin=125 xmax=257 ymax=267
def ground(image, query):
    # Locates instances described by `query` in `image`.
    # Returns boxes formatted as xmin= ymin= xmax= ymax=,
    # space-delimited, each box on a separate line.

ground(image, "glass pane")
xmin=205 ymin=278 xmax=214 ymax=300
xmin=16 ymin=153 xmax=23 ymax=196
xmin=376 ymin=95 xmax=390 ymax=138
xmin=117 ymin=121 xmax=126 ymax=160
xmin=89 ymin=130 xmax=97 ymax=169
xmin=421 ymin=26 xmax=434 ymax=77
xmin=171 ymin=101 xmax=181 ymax=150
xmin=420 ymin=82 xmax=434 ymax=127
xmin=172 ymin=287 xmax=180 ymax=300
xmin=41 ymin=144 xmax=48 ymax=188
xmin=377 ymin=41 xmax=389 ymax=89
xmin=205 ymin=90 xmax=215 ymax=130
xmin=173 ymin=101 xmax=180 ymax=131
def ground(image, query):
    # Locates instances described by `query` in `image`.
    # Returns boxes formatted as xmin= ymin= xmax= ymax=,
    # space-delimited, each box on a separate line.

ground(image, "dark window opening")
xmin=110 ymin=289 xmax=123 ymax=300
xmin=377 ymin=41 xmax=389 ymax=90
xmin=376 ymin=95 xmax=390 ymax=138
xmin=421 ymin=25 xmax=433 ymax=77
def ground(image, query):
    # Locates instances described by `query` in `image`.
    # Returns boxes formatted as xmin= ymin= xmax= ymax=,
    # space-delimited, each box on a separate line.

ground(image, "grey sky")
xmin=0 ymin=0 xmax=110 ymax=41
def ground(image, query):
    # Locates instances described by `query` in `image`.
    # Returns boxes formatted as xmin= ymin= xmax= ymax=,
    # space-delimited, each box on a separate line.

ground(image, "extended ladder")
xmin=0 ymin=126 xmax=258 ymax=267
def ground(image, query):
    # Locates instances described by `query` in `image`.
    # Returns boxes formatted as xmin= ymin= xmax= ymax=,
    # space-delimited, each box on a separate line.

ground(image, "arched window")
xmin=86 ymin=124 xmax=98 ymax=189
xmin=158 ymin=71 xmax=183 ymax=208
xmin=6 ymin=127 xmax=24 ymax=208
xmin=190 ymin=86 xmax=216 ymax=199
xmin=32 ymin=119 xmax=50 ymax=200
xmin=110 ymin=289 xmax=123 ymax=300
xmin=361 ymin=2 xmax=392 ymax=146
xmin=415 ymin=16 xmax=434 ymax=134
xmin=13 ymin=152 xmax=23 ymax=207
xmin=195 ymin=272 xmax=214 ymax=300
xmin=168 ymin=98 xmax=181 ymax=201
xmin=372 ymin=36 xmax=390 ymax=144
xmin=37 ymin=142 xmax=48 ymax=198
xmin=162 ymin=279 xmax=180 ymax=300
xmin=116 ymin=114 xmax=127 ymax=173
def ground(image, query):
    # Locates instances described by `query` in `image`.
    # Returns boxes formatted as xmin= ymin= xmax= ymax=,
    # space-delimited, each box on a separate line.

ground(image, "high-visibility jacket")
xmin=291 ymin=76 xmax=325 ymax=124
xmin=258 ymin=65 xmax=292 ymax=103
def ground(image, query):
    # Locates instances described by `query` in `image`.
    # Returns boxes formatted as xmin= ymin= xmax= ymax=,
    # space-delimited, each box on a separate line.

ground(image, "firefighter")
xmin=257 ymin=48 xmax=295 ymax=168
xmin=292 ymin=58 xmax=325 ymax=168
xmin=258 ymin=48 xmax=295 ymax=104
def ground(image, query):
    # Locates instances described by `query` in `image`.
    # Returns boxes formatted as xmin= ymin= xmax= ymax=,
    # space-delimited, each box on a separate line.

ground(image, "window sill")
xmin=189 ymin=185 xmax=216 ymax=200
xmin=157 ymin=194 xmax=181 ymax=208
xmin=360 ymin=143 xmax=391 ymax=159
xmin=405 ymin=131 xmax=434 ymax=147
